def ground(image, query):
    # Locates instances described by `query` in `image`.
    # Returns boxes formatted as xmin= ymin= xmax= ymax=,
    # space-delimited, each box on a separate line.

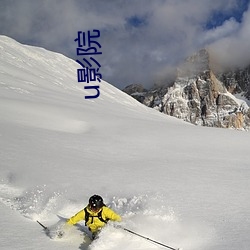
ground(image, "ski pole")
xmin=37 ymin=220 xmax=48 ymax=231
xmin=122 ymin=227 xmax=180 ymax=250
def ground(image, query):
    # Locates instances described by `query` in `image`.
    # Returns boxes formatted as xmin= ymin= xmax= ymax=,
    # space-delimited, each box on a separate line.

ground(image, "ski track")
xmin=0 ymin=181 xmax=211 ymax=250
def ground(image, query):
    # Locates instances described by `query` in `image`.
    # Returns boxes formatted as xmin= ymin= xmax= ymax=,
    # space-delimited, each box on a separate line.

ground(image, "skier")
xmin=66 ymin=194 xmax=122 ymax=239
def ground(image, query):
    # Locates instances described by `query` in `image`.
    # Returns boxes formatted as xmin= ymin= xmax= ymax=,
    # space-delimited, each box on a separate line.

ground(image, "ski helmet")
xmin=89 ymin=195 xmax=104 ymax=210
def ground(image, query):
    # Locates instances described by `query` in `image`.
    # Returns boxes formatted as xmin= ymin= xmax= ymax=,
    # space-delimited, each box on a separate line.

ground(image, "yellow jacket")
xmin=67 ymin=206 xmax=121 ymax=233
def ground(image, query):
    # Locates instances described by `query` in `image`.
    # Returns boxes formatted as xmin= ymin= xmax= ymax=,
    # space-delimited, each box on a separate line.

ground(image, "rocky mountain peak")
xmin=123 ymin=49 xmax=250 ymax=130
xmin=177 ymin=49 xmax=210 ymax=78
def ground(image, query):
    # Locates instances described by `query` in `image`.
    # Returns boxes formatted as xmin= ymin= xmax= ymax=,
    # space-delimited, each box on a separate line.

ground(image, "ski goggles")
xmin=89 ymin=204 xmax=101 ymax=212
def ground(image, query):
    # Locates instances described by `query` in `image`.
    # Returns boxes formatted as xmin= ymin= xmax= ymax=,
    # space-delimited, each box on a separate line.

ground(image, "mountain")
xmin=217 ymin=66 xmax=250 ymax=99
xmin=1 ymin=36 xmax=250 ymax=250
xmin=123 ymin=49 xmax=250 ymax=130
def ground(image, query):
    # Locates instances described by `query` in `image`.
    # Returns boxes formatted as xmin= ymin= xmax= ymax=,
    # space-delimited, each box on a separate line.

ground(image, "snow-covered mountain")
xmin=1 ymin=36 xmax=250 ymax=250
xmin=217 ymin=65 xmax=250 ymax=100
xmin=124 ymin=49 xmax=250 ymax=130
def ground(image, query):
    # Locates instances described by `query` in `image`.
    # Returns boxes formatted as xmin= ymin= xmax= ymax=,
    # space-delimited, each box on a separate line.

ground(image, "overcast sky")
xmin=0 ymin=0 xmax=249 ymax=89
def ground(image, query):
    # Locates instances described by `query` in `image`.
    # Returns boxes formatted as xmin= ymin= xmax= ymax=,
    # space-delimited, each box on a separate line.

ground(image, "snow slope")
xmin=0 ymin=35 xmax=250 ymax=250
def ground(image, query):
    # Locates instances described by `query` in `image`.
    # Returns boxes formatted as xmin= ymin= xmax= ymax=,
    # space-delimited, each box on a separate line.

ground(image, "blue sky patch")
xmin=126 ymin=15 xmax=148 ymax=28
xmin=206 ymin=0 xmax=249 ymax=29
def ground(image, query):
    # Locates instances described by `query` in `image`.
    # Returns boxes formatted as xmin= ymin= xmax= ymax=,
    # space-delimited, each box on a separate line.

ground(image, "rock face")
xmin=218 ymin=66 xmax=250 ymax=100
xmin=123 ymin=84 xmax=147 ymax=103
xmin=123 ymin=49 xmax=250 ymax=130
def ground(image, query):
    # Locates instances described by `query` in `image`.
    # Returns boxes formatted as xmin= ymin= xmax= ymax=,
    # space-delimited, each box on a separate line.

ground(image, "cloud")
xmin=0 ymin=0 xmax=249 ymax=89
xmin=200 ymin=18 xmax=240 ymax=45
xmin=209 ymin=3 xmax=250 ymax=69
